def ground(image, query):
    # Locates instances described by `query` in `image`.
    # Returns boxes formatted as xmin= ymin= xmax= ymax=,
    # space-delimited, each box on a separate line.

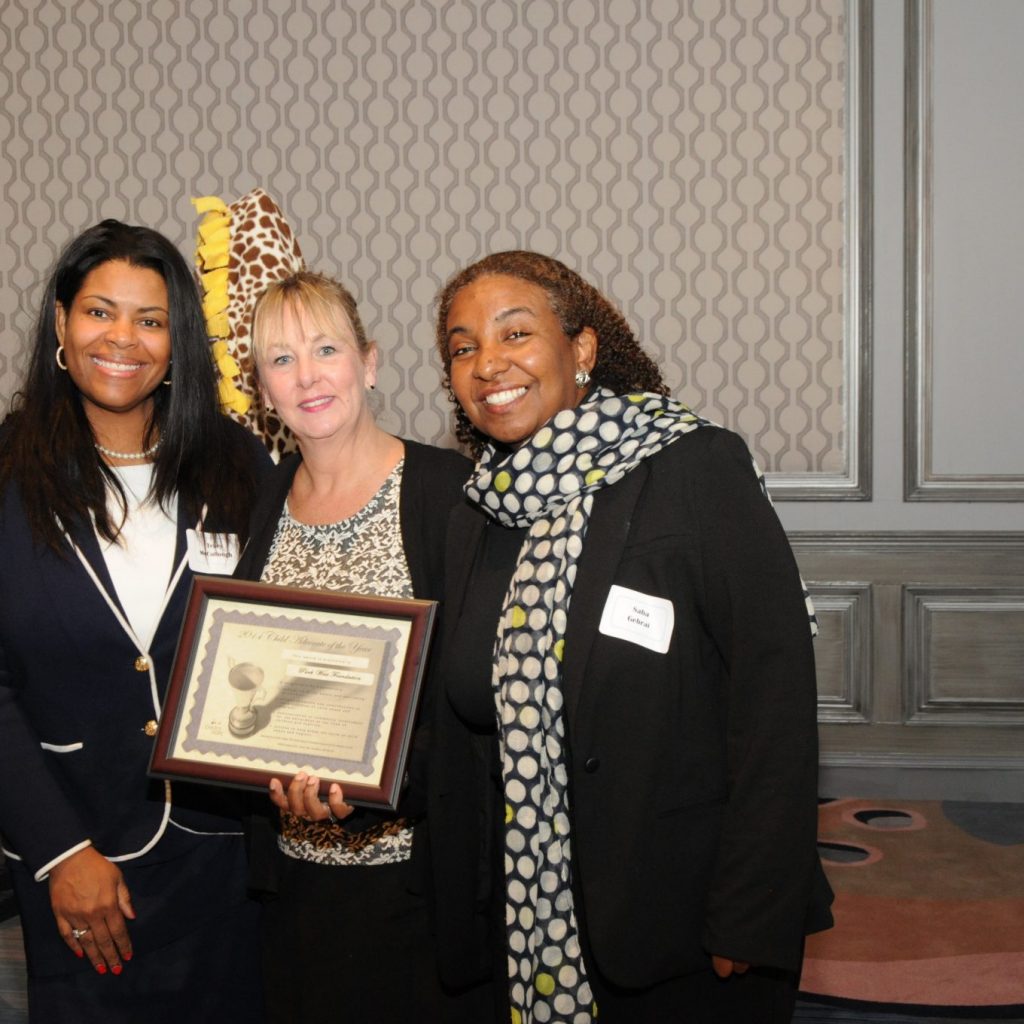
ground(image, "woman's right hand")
xmin=711 ymin=954 xmax=750 ymax=979
xmin=268 ymin=772 xmax=354 ymax=823
xmin=49 ymin=846 xmax=135 ymax=974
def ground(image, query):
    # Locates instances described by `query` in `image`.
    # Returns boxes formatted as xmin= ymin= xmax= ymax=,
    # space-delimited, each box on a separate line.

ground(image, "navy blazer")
xmin=428 ymin=426 xmax=831 ymax=990
xmin=0 ymin=430 xmax=271 ymax=880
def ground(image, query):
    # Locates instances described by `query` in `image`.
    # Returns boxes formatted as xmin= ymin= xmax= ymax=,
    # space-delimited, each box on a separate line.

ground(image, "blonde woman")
xmin=235 ymin=271 xmax=482 ymax=1022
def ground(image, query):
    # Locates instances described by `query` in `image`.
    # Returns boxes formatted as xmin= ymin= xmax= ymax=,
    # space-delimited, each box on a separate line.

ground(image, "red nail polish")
xmin=75 ymin=949 xmax=84 ymax=959
xmin=95 ymin=964 xmax=107 ymax=975
xmin=124 ymin=950 xmax=133 ymax=961
xmin=112 ymin=964 xmax=123 ymax=976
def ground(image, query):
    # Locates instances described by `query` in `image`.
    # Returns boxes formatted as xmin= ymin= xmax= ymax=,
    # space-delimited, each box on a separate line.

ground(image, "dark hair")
xmin=434 ymin=250 xmax=668 ymax=456
xmin=0 ymin=219 xmax=260 ymax=551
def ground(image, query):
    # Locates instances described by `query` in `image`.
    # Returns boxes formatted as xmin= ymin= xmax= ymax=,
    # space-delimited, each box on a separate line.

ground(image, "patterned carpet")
xmin=800 ymin=799 xmax=1024 ymax=1019
xmin=1 ymin=803 xmax=1022 ymax=1023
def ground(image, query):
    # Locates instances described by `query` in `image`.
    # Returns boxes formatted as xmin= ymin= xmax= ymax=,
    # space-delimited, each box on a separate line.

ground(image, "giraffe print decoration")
xmin=193 ymin=188 xmax=305 ymax=460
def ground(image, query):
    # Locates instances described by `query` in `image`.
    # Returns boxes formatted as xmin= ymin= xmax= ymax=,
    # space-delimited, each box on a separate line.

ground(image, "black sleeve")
xmin=693 ymin=429 xmax=824 ymax=972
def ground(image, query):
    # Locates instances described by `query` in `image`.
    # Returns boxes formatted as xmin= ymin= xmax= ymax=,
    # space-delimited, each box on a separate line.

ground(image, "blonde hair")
xmin=250 ymin=271 xmax=370 ymax=365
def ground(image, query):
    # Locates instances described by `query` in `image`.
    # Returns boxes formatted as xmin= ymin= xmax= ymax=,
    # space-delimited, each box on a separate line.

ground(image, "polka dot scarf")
xmin=466 ymin=389 xmax=819 ymax=1024
xmin=465 ymin=390 xmax=707 ymax=1024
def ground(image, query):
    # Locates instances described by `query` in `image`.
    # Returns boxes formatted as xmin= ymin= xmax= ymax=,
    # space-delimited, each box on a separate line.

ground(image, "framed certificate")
xmin=149 ymin=576 xmax=437 ymax=810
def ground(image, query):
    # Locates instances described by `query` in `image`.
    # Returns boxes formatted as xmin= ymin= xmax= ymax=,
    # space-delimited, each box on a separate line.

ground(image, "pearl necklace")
xmin=94 ymin=439 xmax=162 ymax=461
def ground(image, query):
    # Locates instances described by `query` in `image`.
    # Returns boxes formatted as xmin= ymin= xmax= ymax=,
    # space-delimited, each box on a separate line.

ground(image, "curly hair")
xmin=434 ymin=251 xmax=667 ymax=455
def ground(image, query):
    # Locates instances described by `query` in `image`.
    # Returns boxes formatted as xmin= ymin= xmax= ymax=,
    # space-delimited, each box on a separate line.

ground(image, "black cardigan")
xmin=236 ymin=438 xmax=470 ymax=605
xmin=234 ymin=438 xmax=471 ymax=889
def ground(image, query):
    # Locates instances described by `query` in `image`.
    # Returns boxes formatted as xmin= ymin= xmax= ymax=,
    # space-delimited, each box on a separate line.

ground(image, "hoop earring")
xmin=55 ymin=345 xmax=67 ymax=371
xmin=574 ymin=368 xmax=591 ymax=388
xmin=162 ymin=359 xmax=172 ymax=386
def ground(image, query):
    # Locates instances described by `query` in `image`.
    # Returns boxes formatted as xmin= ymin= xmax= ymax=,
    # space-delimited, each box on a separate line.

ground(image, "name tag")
xmin=186 ymin=529 xmax=240 ymax=575
xmin=598 ymin=585 xmax=675 ymax=654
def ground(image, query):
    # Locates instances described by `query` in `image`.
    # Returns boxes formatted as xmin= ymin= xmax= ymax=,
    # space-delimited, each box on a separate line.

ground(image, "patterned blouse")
xmin=261 ymin=460 xmax=414 ymax=867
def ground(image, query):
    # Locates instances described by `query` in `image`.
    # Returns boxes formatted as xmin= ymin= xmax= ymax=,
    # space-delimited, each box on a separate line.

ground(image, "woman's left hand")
xmin=268 ymin=772 xmax=354 ymax=823
xmin=711 ymin=955 xmax=750 ymax=979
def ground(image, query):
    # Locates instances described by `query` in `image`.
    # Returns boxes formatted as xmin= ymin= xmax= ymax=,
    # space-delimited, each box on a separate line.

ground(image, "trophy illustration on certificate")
xmin=226 ymin=660 xmax=267 ymax=738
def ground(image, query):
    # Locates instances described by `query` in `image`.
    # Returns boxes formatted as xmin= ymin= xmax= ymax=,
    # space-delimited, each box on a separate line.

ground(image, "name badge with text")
xmin=598 ymin=585 xmax=675 ymax=654
xmin=186 ymin=529 xmax=240 ymax=575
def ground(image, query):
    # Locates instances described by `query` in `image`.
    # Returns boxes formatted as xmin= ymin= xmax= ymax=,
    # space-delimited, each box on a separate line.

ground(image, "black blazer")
xmin=428 ymin=426 xmax=831 ymax=990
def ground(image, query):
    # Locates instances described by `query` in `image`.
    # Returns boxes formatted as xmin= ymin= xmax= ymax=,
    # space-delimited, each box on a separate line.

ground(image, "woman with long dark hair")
xmin=0 ymin=219 xmax=269 ymax=1022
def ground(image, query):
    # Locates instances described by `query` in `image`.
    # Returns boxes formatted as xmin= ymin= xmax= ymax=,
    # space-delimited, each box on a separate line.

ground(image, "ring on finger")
xmin=71 ymin=927 xmax=90 ymax=940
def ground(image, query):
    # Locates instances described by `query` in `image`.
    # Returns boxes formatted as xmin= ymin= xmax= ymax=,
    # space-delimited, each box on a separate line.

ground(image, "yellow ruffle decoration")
xmin=191 ymin=195 xmax=251 ymax=415
xmin=212 ymin=339 xmax=240 ymax=379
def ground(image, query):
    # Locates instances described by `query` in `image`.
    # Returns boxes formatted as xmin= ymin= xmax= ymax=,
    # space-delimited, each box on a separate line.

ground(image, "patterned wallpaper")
xmin=0 ymin=0 xmax=846 ymax=477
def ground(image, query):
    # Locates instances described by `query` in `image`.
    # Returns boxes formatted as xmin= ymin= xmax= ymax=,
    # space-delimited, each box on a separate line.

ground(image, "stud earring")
xmin=574 ymin=368 xmax=591 ymax=388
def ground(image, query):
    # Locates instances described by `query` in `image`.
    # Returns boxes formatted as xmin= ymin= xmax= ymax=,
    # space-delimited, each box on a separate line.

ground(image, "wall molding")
xmin=790 ymin=532 xmax=1024 ymax=793
xmin=809 ymin=583 xmax=872 ymax=723
xmin=769 ymin=0 xmax=874 ymax=501
xmin=791 ymin=529 xmax=1024 ymax=563
xmin=904 ymin=586 xmax=1024 ymax=725
xmin=904 ymin=0 xmax=1024 ymax=500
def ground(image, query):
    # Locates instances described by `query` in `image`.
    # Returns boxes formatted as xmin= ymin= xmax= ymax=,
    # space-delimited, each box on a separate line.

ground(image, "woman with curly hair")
xmin=426 ymin=251 xmax=831 ymax=1023
xmin=434 ymin=249 xmax=668 ymax=457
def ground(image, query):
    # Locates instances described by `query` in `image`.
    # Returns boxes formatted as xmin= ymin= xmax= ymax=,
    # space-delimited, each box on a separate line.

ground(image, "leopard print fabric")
xmin=224 ymin=188 xmax=304 ymax=460
xmin=279 ymin=814 xmax=413 ymax=866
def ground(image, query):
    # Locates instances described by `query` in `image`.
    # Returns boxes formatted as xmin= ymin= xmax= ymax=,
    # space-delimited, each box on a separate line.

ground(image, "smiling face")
xmin=256 ymin=299 xmax=377 ymax=447
xmin=55 ymin=259 xmax=171 ymax=428
xmin=445 ymin=274 xmax=597 ymax=448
